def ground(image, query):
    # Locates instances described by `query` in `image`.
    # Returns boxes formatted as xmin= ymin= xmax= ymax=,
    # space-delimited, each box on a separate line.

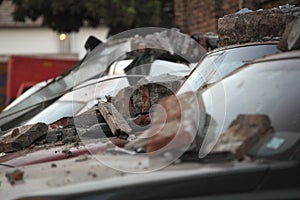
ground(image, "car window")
xmin=202 ymin=58 xmax=300 ymax=136
xmin=178 ymin=44 xmax=280 ymax=94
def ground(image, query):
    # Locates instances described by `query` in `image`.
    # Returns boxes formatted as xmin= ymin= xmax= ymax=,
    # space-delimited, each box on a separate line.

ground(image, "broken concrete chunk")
xmin=73 ymin=108 xmax=106 ymax=128
xmin=98 ymin=101 xmax=132 ymax=139
xmin=77 ymin=123 xmax=112 ymax=138
xmin=45 ymin=129 xmax=59 ymax=143
xmin=61 ymin=128 xmax=80 ymax=144
xmin=212 ymin=114 xmax=274 ymax=160
xmin=125 ymin=92 xmax=206 ymax=153
xmin=112 ymin=75 xmax=185 ymax=118
xmin=0 ymin=123 xmax=48 ymax=153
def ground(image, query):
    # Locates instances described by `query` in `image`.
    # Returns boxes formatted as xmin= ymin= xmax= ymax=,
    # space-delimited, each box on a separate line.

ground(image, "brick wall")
xmin=174 ymin=0 xmax=300 ymax=34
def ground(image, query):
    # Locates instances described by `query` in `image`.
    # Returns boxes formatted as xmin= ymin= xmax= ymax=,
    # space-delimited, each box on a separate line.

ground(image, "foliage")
xmin=7 ymin=0 xmax=174 ymax=36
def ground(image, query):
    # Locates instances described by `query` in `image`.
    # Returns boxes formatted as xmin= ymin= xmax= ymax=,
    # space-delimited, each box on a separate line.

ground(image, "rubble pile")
xmin=112 ymin=75 xmax=185 ymax=129
xmin=125 ymin=92 xmax=206 ymax=153
xmin=0 ymin=75 xmax=185 ymax=153
xmin=218 ymin=6 xmax=300 ymax=46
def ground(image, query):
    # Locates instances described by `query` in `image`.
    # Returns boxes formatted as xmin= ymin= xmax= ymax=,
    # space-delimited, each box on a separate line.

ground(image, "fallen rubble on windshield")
xmin=125 ymin=91 xmax=206 ymax=153
xmin=211 ymin=114 xmax=274 ymax=160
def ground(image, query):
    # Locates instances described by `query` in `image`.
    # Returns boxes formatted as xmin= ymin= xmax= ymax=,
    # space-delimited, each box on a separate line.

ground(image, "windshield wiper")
xmin=179 ymin=151 xmax=234 ymax=163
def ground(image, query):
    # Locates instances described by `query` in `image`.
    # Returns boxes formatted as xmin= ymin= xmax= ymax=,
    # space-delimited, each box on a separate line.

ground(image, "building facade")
xmin=174 ymin=0 xmax=300 ymax=34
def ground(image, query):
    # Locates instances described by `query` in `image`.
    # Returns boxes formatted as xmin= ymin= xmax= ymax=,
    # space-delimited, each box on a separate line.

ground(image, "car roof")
xmin=206 ymin=41 xmax=279 ymax=56
xmin=252 ymin=50 xmax=300 ymax=63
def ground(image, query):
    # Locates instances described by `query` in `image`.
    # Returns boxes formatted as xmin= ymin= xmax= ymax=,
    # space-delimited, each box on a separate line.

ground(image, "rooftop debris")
xmin=5 ymin=169 xmax=24 ymax=185
xmin=211 ymin=114 xmax=274 ymax=160
xmin=218 ymin=6 xmax=300 ymax=46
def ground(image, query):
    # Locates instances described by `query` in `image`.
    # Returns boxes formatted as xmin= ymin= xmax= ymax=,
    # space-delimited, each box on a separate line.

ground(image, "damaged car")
xmin=0 ymin=28 xmax=203 ymax=131
xmin=0 ymin=48 xmax=299 ymax=200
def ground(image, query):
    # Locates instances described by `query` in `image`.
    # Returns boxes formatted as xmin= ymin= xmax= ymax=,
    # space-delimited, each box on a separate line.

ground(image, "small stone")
xmin=5 ymin=169 xmax=24 ymax=185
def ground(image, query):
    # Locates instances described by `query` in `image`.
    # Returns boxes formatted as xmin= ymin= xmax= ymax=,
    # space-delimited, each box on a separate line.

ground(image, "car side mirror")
xmin=84 ymin=36 xmax=102 ymax=52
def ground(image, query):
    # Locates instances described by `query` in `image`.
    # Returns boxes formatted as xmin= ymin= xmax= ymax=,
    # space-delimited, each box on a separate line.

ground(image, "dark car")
xmin=1 ymin=50 xmax=299 ymax=199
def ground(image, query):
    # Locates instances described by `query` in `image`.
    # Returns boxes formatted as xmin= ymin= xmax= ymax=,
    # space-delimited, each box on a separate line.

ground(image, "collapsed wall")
xmin=218 ymin=6 xmax=300 ymax=47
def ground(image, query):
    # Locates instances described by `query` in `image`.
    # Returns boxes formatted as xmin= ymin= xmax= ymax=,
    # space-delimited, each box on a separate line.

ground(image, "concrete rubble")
xmin=98 ymin=101 xmax=132 ymax=139
xmin=0 ymin=123 xmax=48 ymax=153
xmin=125 ymin=92 xmax=206 ymax=153
xmin=112 ymin=74 xmax=185 ymax=118
xmin=0 ymin=75 xmax=186 ymax=153
xmin=218 ymin=6 xmax=300 ymax=46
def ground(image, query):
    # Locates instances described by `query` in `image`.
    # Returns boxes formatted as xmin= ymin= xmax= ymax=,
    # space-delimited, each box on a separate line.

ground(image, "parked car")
xmin=0 ymin=29 xmax=203 ymax=131
xmin=1 ymin=50 xmax=299 ymax=200
xmin=0 ymin=38 xmax=132 ymax=131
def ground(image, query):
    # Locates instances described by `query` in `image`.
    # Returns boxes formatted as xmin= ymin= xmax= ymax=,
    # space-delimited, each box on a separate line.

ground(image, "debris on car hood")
xmin=98 ymin=101 xmax=132 ymax=139
xmin=125 ymin=91 xmax=206 ymax=153
xmin=0 ymin=123 xmax=48 ymax=153
xmin=0 ymin=75 xmax=187 ymax=162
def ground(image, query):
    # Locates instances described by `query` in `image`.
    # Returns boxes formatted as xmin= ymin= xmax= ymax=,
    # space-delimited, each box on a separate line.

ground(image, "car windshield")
xmin=178 ymin=44 xmax=280 ymax=94
xmin=26 ymin=101 xmax=85 ymax=125
xmin=199 ymin=57 xmax=300 ymax=157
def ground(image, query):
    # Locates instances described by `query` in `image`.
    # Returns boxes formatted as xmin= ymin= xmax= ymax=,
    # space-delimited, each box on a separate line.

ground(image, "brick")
xmin=112 ymin=75 xmax=185 ymax=118
xmin=125 ymin=91 xmax=206 ymax=153
xmin=0 ymin=123 xmax=48 ymax=153
xmin=212 ymin=114 xmax=273 ymax=160
xmin=98 ymin=101 xmax=132 ymax=139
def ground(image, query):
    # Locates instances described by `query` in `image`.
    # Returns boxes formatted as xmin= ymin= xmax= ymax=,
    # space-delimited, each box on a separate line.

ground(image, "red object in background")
xmin=6 ymin=56 xmax=78 ymax=105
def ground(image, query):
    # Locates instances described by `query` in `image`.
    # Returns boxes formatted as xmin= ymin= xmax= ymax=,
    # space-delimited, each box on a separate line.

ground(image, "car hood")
xmin=0 ymin=151 xmax=272 ymax=200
